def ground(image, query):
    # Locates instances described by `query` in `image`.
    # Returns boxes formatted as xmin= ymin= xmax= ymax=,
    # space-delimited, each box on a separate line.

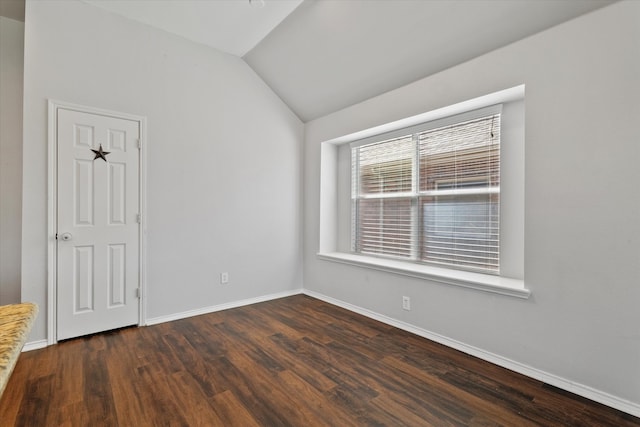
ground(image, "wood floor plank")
xmin=208 ymin=390 xmax=262 ymax=427
xmin=15 ymin=374 xmax=55 ymax=427
xmin=371 ymin=392 xmax=460 ymax=427
xmin=1 ymin=294 xmax=638 ymax=426
xmin=208 ymin=355 xmax=293 ymax=426
xmin=263 ymin=332 xmax=339 ymax=392
xmin=83 ymin=350 xmax=119 ymax=426
xmin=276 ymin=369 xmax=358 ymax=427
xmin=106 ymin=338 xmax=149 ymax=427
xmin=382 ymin=355 xmax=538 ymax=427
xmin=135 ymin=363 xmax=193 ymax=427
xmin=165 ymin=370 xmax=227 ymax=427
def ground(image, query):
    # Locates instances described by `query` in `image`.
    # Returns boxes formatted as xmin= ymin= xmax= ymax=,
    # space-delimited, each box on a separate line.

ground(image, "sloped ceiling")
xmin=244 ymin=0 xmax=615 ymax=122
xmin=7 ymin=0 xmax=616 ymax=122
xmin=81 ymin=0 xmax=304 ymax=57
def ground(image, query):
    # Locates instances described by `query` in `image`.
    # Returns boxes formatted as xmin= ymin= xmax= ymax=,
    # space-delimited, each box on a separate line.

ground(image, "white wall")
xmin=22 ymin=0 xmax=303 ymax=341
xmin=0 ymin=16 xmax=24 ymax=306
xmin=304 ymin=0 xmax=640 ymax=412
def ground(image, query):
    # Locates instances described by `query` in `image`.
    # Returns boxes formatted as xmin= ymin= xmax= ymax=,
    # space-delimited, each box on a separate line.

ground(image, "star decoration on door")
xmin=91 ymin=144 xmax=110 ymax=162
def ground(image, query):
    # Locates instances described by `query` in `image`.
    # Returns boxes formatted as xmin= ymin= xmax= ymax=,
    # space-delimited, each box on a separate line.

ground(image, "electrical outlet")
xmin=402 ymin=296 xmax=411 ymax=311
xmin=220 ymin=272 xmax=229 ymax=284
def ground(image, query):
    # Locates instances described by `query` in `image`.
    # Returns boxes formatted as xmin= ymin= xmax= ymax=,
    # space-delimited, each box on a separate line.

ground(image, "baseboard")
xmin=303 ymin=289 xmax=640 ymax=418
xmin=145 ymin=288 xmax=304 ymax=326
xmin=22 ymin=339 xmax=48 ymax=352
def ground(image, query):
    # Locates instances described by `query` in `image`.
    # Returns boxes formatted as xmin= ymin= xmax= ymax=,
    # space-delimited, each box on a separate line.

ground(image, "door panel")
xmin=107 ymin=243 xmax=126 ymax=307
xmin=57 ymin=108 xmax=140 ymax=340
xmin=108 ymin=162 xmax=126 ymax=224
xmin=74 ymin=245 xmax=94 ymax=313
xmin=74 ymin=159 xmax=94 ymax=225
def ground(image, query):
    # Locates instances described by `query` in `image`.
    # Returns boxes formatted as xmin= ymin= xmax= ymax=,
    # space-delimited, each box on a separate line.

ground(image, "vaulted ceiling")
xmin=4 ymin=0 xmax=616 ymax=122
xmin=82 ymin=0 xmax=304 ymax=57
xmin=245 ymin=0 xmax=615 ymax=121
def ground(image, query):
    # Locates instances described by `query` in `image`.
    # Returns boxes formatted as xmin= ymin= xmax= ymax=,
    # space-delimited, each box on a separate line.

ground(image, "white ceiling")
xmin=82 ymin=0 xmax=304 ymax=57
xmin=17 ymin=0 xmax=617 ymax=122
xmin=245 ymin=0 xmax=615 ymax=121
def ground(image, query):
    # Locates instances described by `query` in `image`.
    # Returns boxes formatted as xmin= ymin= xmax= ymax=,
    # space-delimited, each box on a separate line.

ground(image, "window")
xmin=351 ymin=106 xmax=501 ymax=274
xmin=318 ymin=86 xmax=527 ymax=298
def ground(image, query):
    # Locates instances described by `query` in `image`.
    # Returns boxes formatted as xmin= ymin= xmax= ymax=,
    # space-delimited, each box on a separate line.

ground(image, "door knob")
xmin=60 ymin=232 xmax=73 ymax=241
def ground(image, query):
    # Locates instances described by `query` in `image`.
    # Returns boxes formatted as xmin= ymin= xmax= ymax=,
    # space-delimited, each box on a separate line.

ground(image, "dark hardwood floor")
xmin=1 ymin=295 xmax=638 ymax=426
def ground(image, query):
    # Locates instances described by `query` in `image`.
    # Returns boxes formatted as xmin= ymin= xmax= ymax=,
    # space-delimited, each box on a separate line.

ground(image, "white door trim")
xmin=47 ymin=100 xmax=147 ymax=345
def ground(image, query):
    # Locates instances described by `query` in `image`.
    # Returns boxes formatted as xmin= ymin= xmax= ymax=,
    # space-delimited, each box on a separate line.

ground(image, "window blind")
xmin=419 ymin=115 xmax=500 ymax=272
xmin=352 ymin=110 xmax=501 ymax=273
xmin=353 ymin=135 xmax=415 ymax=257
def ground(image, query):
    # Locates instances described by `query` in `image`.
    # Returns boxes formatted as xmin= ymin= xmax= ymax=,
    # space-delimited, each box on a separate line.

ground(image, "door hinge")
xmin=136 ymin=139 xmax=141 ymax=150
xmin=135 ymin=288 xmax=141 ymax=299
xmin=136 ymin=213 xmax=141 ymax=223
xmin=55 ymin=233 xmax=58 ymax=240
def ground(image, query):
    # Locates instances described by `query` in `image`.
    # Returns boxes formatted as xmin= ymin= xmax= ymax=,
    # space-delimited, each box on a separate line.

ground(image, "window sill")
xmin=317 ymin=252 xmax=530 ymax=299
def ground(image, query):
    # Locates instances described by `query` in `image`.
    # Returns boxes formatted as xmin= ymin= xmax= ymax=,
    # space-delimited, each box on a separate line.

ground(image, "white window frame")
xmin=318 ymin=86 xmax=529 ymax=299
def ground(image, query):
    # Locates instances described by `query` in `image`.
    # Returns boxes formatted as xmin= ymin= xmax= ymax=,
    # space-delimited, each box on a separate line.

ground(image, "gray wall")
xmin=304 ymin=1 xmax=640 ymax=408
xmin=22 ymin=0 xmax=304 ymax=341
xmin=0 ymin=16 xmax=24 ymax=306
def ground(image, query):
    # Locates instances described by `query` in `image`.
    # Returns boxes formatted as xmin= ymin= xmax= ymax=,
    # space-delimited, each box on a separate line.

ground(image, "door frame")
xmin=47 ymin=100 xmax=148 ymax=345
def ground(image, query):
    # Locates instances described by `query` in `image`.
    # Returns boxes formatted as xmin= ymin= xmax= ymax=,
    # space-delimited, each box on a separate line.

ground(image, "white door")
xmin=56 ymin=108 xmax=140 ymax=340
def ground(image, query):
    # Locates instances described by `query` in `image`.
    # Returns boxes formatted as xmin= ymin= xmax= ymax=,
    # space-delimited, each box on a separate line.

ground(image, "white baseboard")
xmin=22 ymin=339 xmax=48 ymax=352
xmin=303 ymin=289 xmax=640 ymax=418
xmin=145 ymin=288 xmax=304 ymax=326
